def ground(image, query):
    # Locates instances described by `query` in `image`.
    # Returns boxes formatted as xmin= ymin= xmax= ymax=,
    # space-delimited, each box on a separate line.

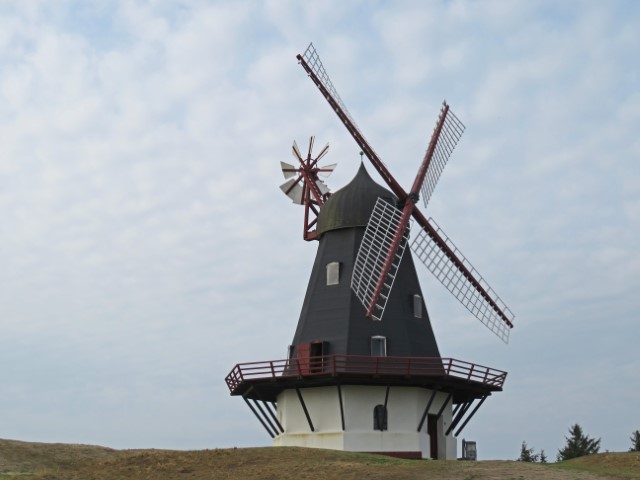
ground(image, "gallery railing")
xmin=225 ymin=355 xmax=506 ymax=392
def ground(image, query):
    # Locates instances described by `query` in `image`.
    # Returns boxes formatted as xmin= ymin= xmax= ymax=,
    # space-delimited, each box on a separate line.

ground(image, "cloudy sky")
xmin=1 ymin=0 xmax=638 ymax=460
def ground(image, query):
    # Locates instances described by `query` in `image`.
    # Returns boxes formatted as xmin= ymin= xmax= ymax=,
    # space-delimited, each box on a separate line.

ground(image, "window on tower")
xmin=371 ymin=335 xmax=387 ymax=357
xmin=413 ymin=294 xmax=422 ymax=318
xmin=373 ymin=404 xmax=388 ymax=431
xmin=326 ymin=262 xmax=340 ymax=285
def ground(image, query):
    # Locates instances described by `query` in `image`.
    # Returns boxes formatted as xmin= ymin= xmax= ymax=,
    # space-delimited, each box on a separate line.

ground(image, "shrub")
xmin=517 ymin=441 xmax=539 ymax=462
xmin=557 ymin=424 xmax=600 ymax=461
xmin=629 ymin=430 xmax=640 ymax=452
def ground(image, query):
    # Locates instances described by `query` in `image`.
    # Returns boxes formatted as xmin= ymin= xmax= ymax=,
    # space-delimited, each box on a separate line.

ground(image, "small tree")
xmin=630 ymin=430 xmax=640 ymax=452
xmin=518 ymin=441 xmax=539 ymax=462
xmin=557 ymin=424 xmax=601 ymax=461
xmin=539 ymin=449 xmax=547 ymax=463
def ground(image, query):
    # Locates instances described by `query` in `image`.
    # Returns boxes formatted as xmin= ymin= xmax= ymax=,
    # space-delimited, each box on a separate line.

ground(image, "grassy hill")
xmin=1 ymin=439 xmax=638 ymax=479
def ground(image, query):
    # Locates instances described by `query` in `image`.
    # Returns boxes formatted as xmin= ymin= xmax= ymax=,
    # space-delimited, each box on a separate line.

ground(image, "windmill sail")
xmin=299 ymin=45 xmax=369 ymax=157
xmin=298 ymin=44 xmax=404 ymax=196
xmin=351 ymin=198 xmax=410 ymax=321
xmin=352 ymin=203 xmax=514 ymax=342
xmin=420 ymin=106 xmax=466 ymax=208
xmin=411 ymin=217 xmax=514 ymax=343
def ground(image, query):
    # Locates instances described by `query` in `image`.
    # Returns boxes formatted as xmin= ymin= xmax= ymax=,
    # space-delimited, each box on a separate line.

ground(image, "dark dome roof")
xmin=316 ymin=163 xmax=396 ymax=237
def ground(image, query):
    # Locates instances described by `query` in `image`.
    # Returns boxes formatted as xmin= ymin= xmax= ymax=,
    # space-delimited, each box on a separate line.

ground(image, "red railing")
xmin=225 ymin=355 xmax=507 ymax=392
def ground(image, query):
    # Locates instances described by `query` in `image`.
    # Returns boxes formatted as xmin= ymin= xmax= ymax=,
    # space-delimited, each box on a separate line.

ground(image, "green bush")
xmin=629 ymin=430 xmax=640 ymax=452
xmin=557 ymin=424 xmax=600 ymax=461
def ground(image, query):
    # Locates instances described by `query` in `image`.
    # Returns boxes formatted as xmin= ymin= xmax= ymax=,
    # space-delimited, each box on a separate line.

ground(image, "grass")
xmin=0 ymin=439 xmax=117 ymax=475
xmin=1 ymin=438 xmax=638 ymax=479
xmin=550 ymin=451 xmax=640 ymax=479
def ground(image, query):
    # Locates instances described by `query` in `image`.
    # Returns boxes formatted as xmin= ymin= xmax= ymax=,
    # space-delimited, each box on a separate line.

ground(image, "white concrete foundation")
xmin=272 ymin=385 xmax=457 ymax=459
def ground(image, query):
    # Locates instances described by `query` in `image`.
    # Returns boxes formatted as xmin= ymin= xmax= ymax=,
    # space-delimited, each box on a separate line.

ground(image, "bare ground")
xmin=1 ymin=439 xmax=638 ymax=480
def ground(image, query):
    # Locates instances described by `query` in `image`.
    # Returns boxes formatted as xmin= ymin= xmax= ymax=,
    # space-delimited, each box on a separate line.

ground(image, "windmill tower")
xmin=225 ymin=44 xmax=514 ymax=460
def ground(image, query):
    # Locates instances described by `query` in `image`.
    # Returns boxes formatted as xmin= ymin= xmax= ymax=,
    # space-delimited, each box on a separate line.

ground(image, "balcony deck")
xmin=225 ymin=355 xmax=507 ymax=403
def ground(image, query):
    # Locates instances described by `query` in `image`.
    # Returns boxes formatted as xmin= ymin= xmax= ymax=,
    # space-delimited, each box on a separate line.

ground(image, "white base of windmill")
xmin=272 ymin=385 xmax=457 ymax=460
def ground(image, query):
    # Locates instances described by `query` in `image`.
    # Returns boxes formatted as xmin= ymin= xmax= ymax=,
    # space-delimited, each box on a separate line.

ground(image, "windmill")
xmin=225 ymin=43 xmax=514 ymax=460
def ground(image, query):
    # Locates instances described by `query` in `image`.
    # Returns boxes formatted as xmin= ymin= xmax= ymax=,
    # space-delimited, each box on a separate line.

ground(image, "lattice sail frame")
xmin=410 ymin=218 xmax=514 ymax=343
xmin=421 ymin=107 xmax=466 ymax=208
xmin=351 ymin=198 xmax=410 ymax=321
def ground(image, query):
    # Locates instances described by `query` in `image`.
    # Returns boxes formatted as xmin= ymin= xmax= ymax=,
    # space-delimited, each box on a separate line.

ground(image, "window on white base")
xmin=371 ymin=335 xmax=387 ymax=357
xmin=413 ymin=294 xmax=422 ymax=318
xmin=373 ymin=404 xmax=388 ymax=431
xmin=326 ymin=262 xmax=340 ymax=285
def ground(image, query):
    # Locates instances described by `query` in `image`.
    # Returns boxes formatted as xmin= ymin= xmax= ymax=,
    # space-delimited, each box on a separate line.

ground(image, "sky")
xmin=0 ymin=0 xmax=638 ymax=460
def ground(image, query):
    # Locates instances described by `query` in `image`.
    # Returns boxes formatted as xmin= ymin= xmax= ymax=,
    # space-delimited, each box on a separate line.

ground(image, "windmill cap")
xmin=316 ymin=163 xmax=396 ymax=237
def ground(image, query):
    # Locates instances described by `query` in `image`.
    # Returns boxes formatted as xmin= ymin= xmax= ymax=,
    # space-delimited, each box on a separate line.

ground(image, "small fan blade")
xmin=315 ymin=179 xmax=330 ymax=195
xmin=307 ymin=136 xmax=315 ymax=159
xmin=317 ymin=163 xmax=336 ymax=178
xmin=280 ymin=162 xmax=297 ymax=179
xmin=279 ymin=178 xmax=304 ymax=205
xmin=292 ymin=141 xmax=303 ymax=163
xmin=315 ymin=142 xmax=330 ymax=163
